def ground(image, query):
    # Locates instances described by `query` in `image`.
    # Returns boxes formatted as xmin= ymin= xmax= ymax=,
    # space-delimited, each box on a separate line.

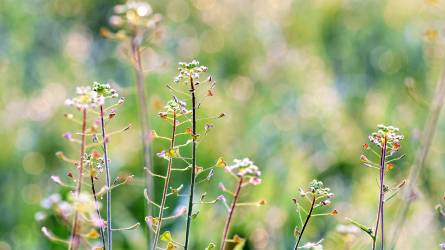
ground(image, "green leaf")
xmin=205 ymin=243 xmax=215 ymax=250
xmin=192 ymin=211 xmax=199 ymax=219
xmin=233 ymin=239 xmax=245 ymax=250
xmin=345 ymin=217 xmax=375 ymax=240
xmin=160 ymin=231 xmax=173 ymax=242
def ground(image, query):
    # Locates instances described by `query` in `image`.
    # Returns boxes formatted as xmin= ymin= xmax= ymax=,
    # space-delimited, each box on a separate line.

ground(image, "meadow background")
xmin=1 ymin=0 xmax=445 ymax=249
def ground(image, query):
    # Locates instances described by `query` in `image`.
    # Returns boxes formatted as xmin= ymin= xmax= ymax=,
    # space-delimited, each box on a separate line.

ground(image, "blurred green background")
xmin=1 ymin=0 xmax=445 ymax=249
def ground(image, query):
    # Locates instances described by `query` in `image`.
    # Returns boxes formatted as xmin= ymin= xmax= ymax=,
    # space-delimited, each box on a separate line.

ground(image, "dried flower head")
xmin=368 ymin=124 xmax=404 ymax=154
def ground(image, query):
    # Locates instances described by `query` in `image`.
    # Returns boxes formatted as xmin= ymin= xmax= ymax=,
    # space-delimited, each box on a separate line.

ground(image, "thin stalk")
xmin=69 ymin=109 xmax=87 ymax=250
xmin=100 ymin=105 xmax=112 ymax=250
xmin=90 ymin=175 xmax=106 ymax=249
xmin=185 ymin=76 xmax=197 ymax=249
xmin=389 ymin=64 xmax=445 ymax=249
xmin=131 ymin=39 xmax=154 ymax=247
xmin=220 ymin=177 xmax=243 ymax=250
xmin=294 ymin=196 xmax=316 ymax=250
xmin=373 ymin=136 xmax=387 ymax=250
xmin=153 ymin=111 xmax=177 ymax=250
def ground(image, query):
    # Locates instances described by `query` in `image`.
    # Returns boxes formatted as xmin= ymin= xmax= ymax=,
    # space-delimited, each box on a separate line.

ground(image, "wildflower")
xmin=63 ymin=132 xmax=72 ymax=140
xmin=156 ymin=150 xmax=167 ymax=159
xmin=360 ymin=154 xmax=370 ymax=162
xmin=225 ymin=158 xmax=261 ymax=178
xmin=41 ymin=193 xmax=61 ymax=209
xmin=368 ymin=124 xmax=404 ymax=154
xmin=204 ymin=123 xmax=214 ymax=135
xmin=105 ymin=1 xmax=161 ymax=42
xmin=216 ymin=157 xmax=226 ymax=167
xmin=35 ymin=211 xmax=46 ymax=222
xmin=386 ymin=163 xmax=395 ymax=172
xmin=174 ymin=60 xmax=209 ymax=84
xmin=84 ymin=153 xmax=105 ymax=176
xmin=320 ymin=199 xmax=331 ymax=206
xmin=92 ymin=82 xmax=118 ymax=98
xmin=249 ymin=176 xmax=262 ymax=185
xmin=220 ymin=158 xmax=263 ymax=250
xmin=165 ymin=98 xmax=189 ymax=114
xmin=336 ymin=224 xmax=359 ymax=234
xmin=86 ymin=229 xmax=100 ymax=239
xmin=293 ymin=181 xmax=335 ymax=249
xmin=65 ymin=86 xmax=104 ymax=110
xmin=309 ymin=180 xmax=331 ymax=195
xmin=300 ymin=239 xmax=324 ymax=250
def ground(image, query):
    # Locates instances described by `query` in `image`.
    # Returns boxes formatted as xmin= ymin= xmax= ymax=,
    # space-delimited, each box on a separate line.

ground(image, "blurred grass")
xmin=1 ymin=0 xmax=445 ymax=249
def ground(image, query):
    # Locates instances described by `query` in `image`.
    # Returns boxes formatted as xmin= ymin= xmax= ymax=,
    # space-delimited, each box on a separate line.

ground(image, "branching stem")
xmin=294 ymin=196 xmax=316 ymax=250
xmin=220 ymin=177 xmax=243 ymax=250
xmin=153 ymin=111 xmax=177 ymax=250
xmin=372 ymin=135 xmax=387 ymax=250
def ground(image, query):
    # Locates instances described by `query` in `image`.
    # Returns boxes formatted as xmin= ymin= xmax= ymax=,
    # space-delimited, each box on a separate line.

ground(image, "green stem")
xmin=153 ymin=111 xmax=177 ymax=250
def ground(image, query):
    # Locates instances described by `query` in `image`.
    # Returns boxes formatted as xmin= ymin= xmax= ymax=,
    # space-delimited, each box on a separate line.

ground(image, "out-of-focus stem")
xmin=389 ymin=64 xmax=445 ymax=250
xmin=185 ymin=76 xmax=196 ymax=250
xmin=131 ymin=38 xmax=154 ymax=247
xmin=220 ymin=177 xmax=243 ymax=250
xmin=100 ymin=105 xmax=112 ymax=250
xmin=153 ymin=111 xmax=177 ymax=250
xmin=69 ymin=109 xmax=87 ymax=250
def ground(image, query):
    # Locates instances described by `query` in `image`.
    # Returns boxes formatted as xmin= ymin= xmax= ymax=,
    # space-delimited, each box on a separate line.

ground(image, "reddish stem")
xmin=373 ymin=135 xmax=387 ymax=250
xmin=220 ymin=177 xmax=243 ymax=250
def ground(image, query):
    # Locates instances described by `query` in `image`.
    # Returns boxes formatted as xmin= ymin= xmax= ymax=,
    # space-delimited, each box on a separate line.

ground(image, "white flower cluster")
xmin=226 ymin=158 xmax=262 ymax=179
xmin=110 ymin=1 xmax=161 ymax=34
xmin=174 ymin=60 xmax=208 ymax=84
xmin=64 ymin=86 xmax=105 ymax=110
xmin=65 ymin=82 xmax=119 ymax=110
